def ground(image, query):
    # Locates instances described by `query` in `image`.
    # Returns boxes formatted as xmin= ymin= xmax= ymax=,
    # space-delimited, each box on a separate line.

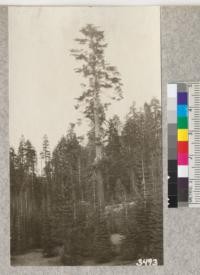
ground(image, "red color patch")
xmin=177 ymin=141 xmax=188 ymax=153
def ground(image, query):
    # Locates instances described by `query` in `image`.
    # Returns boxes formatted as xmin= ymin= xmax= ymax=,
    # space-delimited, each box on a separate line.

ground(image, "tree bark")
xmin=90 ymin=75 xmax=105 ymax=209
xmin=94 ymin=91 xmax=104 ymax=208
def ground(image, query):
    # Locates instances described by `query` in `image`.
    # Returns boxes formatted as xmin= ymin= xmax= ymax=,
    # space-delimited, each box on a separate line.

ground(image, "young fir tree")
xmin=40 ymin=135 xmax=53 ymax=256
xmin=24 ymin=140 xmax=38 ymax=249
xmin=145 ymin=98 xmax=162 ymax=263
xmin=12 ymin=138 xmax=26 ymax=254
xmin=17 ymin=135 xmax=26 ymax=183
xmin=51 ymin=125 xmax=88 ymax=263
xmin=40 ymin=134 xmax=51 ymax=176
xmin=92 ymin=211 xmax=112 ymax=263
xmin=120 ymin=107 xmax=146 ymax=263
xmin=50 ymin=136 xmax=69 ymax=247
xmin=10 ymin=147 xmax=18 ymax=254
xmin=121 ymin=103 xmax=142 ymax=199
xmin=70 ymin=24 xmax=123 ymax=208
xmin=105 ymin=115 xmax=123 ymax=203
xmin=10 ymin=137 xmax=40 ymax=254
xmin=121 ymin=100 xmax=162 ymax=262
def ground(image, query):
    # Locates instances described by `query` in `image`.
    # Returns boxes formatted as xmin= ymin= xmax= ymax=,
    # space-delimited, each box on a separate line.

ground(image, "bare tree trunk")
xmin=70 ymin=165 xmax=77 ymax=221
xmin=96 ymin=169 xmax=104 ymax=208
xmin=130 ymin=167 xmax=143 ymax=200
xmin=92 ymin=172 xmax=96 ymax=208
xmin=122 ymin=186 xmax=128 ymax=220
xmin=78 ymin=157 xmax=83 ymax=201
xmin=92 ymin=77 xmax=105 ymax=209
xmin=141 ymin=157 xmax=146 ymax=208
xmin=130 ymin=168 xmax=137 ymax=198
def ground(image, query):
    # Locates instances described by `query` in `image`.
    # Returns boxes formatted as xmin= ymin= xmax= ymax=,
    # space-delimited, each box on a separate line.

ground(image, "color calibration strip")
xmin=168 ymin=82 xmax=200 ymax=208
xmin=168 ymin=84 xmax=177 ymax=208
xmin=177 ymin=83 xmax=188 ymax=207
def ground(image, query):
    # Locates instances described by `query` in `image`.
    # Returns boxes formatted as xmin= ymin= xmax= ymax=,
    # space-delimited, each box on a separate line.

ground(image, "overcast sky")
xmin=9 ymin=6 xmax=160 ymax=153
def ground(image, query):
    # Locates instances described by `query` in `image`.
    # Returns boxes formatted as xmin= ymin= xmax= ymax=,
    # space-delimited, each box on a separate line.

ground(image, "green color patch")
xmin=178 ymin=117 xmax=188 ymax=129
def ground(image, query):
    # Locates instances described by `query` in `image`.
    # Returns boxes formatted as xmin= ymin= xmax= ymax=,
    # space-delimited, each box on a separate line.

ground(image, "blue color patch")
xmin=177 ymin=105 xmax=188 ymax=117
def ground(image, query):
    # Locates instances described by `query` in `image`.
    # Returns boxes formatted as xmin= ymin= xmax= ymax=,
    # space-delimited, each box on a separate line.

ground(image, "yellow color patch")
xmin=178 ymin=129 xmax=188 ymax=141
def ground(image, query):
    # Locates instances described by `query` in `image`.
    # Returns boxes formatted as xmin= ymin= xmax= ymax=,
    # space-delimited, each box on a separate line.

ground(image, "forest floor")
xmin=11 ymin=249 xmax=135 ymax=266
xmin=11 ymin=249 xmax=62 ymax=266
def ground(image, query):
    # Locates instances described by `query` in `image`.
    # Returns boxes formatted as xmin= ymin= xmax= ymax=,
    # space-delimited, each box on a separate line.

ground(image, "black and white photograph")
xmin=9 ymin=6 xmax=163 ymax=266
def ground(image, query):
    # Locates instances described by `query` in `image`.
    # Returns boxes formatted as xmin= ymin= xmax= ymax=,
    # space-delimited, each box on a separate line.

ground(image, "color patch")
xmin=168 ymin=148 xmax=177 ymax=159
xmin=178 ymin=92 xmax=188 ymax=105
xmin=168 ymin=110 xmax=177 ymax=123
xmin=177 ymin=105 xmax=188 ymax=117
xmin=178 ymin=129 xmax=188 ymax=141
xmin=168 ymin=134 xmax=177 ymax=147
xmin=178 ymin=165 xmax=189 ymax=178
xmin=178 ymin=153 xmax=188 ymax=165
xmin=168 ymin=98 xmax=177 ymax=111
xmin=177 ymin=141 xmax=188 ymax=153
xmin=168 ymin=84 xmax=177 ymax=97
xmin=178 ymin=117 xmax=188 ymax=129
xmin=177 ymin=178 xmax=189 ymax=206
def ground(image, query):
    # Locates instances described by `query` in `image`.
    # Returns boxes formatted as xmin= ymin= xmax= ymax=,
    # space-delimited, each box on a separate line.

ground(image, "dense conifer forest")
xmin=10 ymin=24 xmax=163 ymax=265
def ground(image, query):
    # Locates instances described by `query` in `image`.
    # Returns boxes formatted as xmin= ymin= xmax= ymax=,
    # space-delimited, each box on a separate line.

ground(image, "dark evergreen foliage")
xmin=10 ymin=98 xmax=162 ymax=264
xmin=93 ymin=218 xmax=112 ymax=263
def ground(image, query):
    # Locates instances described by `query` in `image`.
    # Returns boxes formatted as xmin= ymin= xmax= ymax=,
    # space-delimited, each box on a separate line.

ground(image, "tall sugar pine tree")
xmin=70 ymin=24 xmax=123 ymax=209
